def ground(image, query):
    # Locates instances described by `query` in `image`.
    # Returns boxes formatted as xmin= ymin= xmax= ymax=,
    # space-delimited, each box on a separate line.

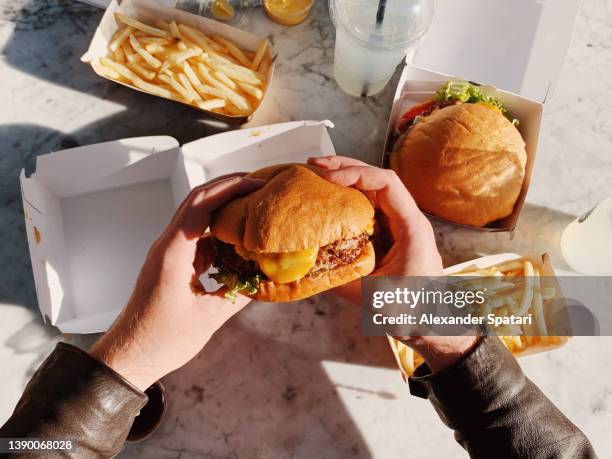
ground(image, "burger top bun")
xmin=211 ymin=164 xmax=374 ymax=252
xmin=391 ymin=103 xmax=527 ymax=227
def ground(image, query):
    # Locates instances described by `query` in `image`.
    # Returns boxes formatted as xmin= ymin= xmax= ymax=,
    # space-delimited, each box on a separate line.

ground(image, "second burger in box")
xmin=384 ymin=70 xmax=542 ymax=231
xmin=389 ymin=79 xmax=527 ymax=228
xmin=381 ymin=0 xmax=578 ymax=231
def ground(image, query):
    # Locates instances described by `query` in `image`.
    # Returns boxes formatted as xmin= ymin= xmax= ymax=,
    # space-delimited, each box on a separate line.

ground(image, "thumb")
xmin=166 ymin=176 xmax=263 ymax=255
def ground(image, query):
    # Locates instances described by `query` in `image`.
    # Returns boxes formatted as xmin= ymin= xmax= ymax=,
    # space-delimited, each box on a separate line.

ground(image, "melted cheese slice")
xmin=235 ymin=245 xmax=318 ymax=284
xmin=477 ymin=101 xmax=503 ymax=114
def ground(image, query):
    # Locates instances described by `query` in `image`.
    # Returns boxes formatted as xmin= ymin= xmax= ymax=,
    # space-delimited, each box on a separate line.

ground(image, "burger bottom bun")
xmin=250 ymin=242 xmax=375 ymax=302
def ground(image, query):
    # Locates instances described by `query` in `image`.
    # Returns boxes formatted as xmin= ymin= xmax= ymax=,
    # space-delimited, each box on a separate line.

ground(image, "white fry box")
xmin=383 ymin=0 xmax=579 ymax=231
xmin=81 ymin=0 xmax=276 ymax=125
xmin=388 ymin=252 xmax=570 ymax=380
xmin=444 ymin=252 xmax=570 ymax=357
xmin=20 ymin=120 xmax=335 ymax=334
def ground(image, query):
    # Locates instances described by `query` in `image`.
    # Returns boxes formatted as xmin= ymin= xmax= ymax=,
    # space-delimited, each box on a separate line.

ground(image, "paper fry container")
xmin=388 ymin=253 xmax=570 ymax=381
xmin=81 ymin=0 xmax=276 ymax=125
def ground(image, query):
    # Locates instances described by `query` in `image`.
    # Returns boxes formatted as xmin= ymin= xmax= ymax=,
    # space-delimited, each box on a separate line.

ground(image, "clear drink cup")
xmin=330 ymin=0 xmax=435 ymax=97
xmin=561 ymin=195 xmax=612 ymax=275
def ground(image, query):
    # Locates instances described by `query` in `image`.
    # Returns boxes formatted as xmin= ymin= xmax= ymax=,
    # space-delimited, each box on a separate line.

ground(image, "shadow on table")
xmin=434 ymin=202 xmax=577 ymax=270
xmin=121 ymin=296 xmax=398 ymax=459
xmin=0 ymin=0 xmax=237 ymax=310
xmin=3 ymin=315 xmax=62 ymax=380
xmin=2 ymin=0 xmax=235 ymax=141
xmin=0 ymin=2 xmax=578 ymax=457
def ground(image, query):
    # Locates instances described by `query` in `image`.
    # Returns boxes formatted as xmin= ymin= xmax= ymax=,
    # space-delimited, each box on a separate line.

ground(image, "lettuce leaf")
xmin=210 ymin=270 xmax=261 ymax=302
xmin=435 ymin=79 xmax=518 ymax=125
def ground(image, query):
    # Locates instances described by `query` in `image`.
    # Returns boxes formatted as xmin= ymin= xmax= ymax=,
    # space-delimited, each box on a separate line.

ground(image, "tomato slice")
xmin=396 ymin=100 xmax=436 ymax=132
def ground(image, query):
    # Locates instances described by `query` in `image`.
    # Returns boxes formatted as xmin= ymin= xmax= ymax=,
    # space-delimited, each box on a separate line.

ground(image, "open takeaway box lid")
xmin=20 ymin=120 xmax=335 ymax=333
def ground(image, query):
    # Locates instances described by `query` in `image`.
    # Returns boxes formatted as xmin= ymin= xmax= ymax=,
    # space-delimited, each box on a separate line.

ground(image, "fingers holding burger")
xmin=209 ymin=163 xmax=376 ymax=302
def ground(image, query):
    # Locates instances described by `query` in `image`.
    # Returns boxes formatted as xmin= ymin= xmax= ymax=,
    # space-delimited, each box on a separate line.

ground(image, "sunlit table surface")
xmin=1 ymin=0 xmax=611 ymax=457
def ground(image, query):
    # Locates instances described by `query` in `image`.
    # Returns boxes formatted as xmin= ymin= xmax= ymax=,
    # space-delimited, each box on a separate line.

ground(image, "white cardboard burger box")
xmin=81 ymin=0 xmax=276 ymax=125
xmin=414 ymin=0 xmax=580 ymax=103
xmin=382 ymin=0 xmax=580 ymax=232
xmin=20 ymin=120 xmax=335 ymax=334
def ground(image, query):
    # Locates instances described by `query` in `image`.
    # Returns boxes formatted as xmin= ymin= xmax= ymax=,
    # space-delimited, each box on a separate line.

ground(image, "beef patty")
xmin=213 ymin=233 xmax=370 ymax=280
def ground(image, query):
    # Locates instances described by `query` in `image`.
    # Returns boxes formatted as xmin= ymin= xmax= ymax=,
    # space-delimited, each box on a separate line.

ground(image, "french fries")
xmin=197 ymin=63 xmax=250 ymax=111
xmin=169 ymin=20 xmax=182 ymax=39
xmin=92 ymin=61 xmax=121 ymax=80
xmin=129 ymin=34 xmax=161 ymax=68
xmin=388 ymin=256 xmax=568 ymax=379
xmin=127 ymin=60 xmax=155 ymax=80
xmin=212 ymin=69 xmax=238 ymax=90
xmin=114 ymin=46 xmax=126 ymax=64
xmin=93 ymin=13 xmax=271 ymax=116
xmin=196 ymin=99 xmax=226 ymax=110
xmin=115 ymin=13 xmax=169 ymax=38
xmin=250 ymin=39 xmax=269 ymax=71
xmin=449 ymin=257 xmax=565 ymax=356
xmin=154 ymin=19 xmax=170 ymax=32
xmin=238 ymin=82 xmax=263 ymax=100
xmin=212 ymin=35 xmax=252 ymax=67
xmin=109 ymin=26 xmax=133 ymax=52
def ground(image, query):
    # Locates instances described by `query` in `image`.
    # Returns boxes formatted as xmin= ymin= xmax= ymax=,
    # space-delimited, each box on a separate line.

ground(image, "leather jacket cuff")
xmin=2 ymin=342 xmax=148 ymax=457
xmin=405 ymin=334 xmax=597 ymax=458
xmin=408 ymin=335 xmax=520 ymax=408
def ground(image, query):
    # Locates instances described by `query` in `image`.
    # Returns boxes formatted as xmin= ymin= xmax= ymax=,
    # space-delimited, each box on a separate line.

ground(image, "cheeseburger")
xmin=390 ymin=79 xmax=528 ymax=228
xmin=210 ymin=164 xmax=375 ymax=302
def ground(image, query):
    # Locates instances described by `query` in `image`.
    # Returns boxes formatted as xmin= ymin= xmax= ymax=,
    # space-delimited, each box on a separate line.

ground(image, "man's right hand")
xmin=308 ymin=156 xmax=479 ymax=372
xmin=308 ymin=155 xmax=443 ymax=277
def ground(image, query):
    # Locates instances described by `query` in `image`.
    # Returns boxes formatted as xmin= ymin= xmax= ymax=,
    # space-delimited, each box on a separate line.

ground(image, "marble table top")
xmin=1 ymin=0 xmax=611 ymax=457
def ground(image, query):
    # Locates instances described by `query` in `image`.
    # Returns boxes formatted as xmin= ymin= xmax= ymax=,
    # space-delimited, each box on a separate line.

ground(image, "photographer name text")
xmin=371 ymin=312 xmax=533 ymax=327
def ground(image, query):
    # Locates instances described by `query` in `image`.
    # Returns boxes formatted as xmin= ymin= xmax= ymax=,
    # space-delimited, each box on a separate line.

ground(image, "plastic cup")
xmin=561 ymin=195 xmax=612 ymax=275
xmin=330 ymin=0 xmax=435 ymax=97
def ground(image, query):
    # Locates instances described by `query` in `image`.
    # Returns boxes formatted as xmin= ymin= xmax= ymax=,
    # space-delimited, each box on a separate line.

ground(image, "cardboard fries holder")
xmin=20 ymin=121 xmax=335 ymax=334
xmin=388 ymin=253 xmax=571 ymax=381
xmin=81 ymin=0 xmax=277 ymax=125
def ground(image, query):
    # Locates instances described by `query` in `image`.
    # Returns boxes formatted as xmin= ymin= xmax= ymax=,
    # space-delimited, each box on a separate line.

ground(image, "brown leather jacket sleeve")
xmin=409 ymin=335 xmax=597 ymax=458
xmin=0 ymin=342 xmax=147 ymax=458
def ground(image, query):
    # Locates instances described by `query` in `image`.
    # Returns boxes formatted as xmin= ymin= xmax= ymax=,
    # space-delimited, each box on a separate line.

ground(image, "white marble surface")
xmin=1 ymin=0 xmax=612 ymax=458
